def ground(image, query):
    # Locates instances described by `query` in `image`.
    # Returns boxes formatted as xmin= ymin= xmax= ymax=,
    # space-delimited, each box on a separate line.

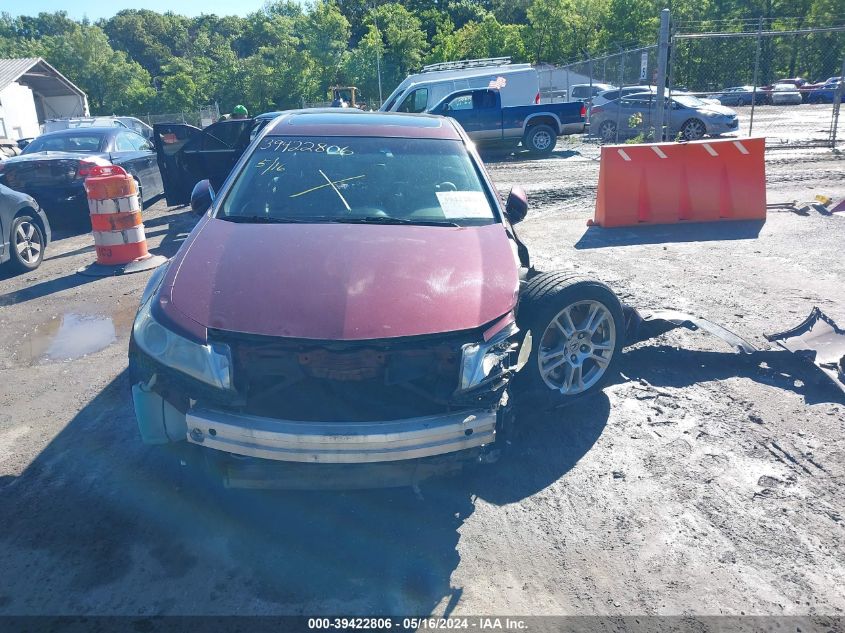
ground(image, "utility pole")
xmin=749 ymin=16 xmax=763 ymax=136
xmin=371 ymin=4 xmax=384 ymax=106
xmin=830 ymin=55 xmax=845 ymax=147
xmin=654 ymin=8 xmax=670 ymax=141
xmin=614 ymin=49 xmax=625 ymax=143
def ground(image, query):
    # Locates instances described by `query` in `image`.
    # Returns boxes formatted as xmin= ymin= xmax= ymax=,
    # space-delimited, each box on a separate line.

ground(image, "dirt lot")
xmin=0 ymin=129 xmax=843 ymax=618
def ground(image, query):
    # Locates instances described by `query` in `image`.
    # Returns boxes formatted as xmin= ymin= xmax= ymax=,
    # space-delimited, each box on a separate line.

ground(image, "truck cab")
xmin=428 ymin=88 xmax=586 ymax=154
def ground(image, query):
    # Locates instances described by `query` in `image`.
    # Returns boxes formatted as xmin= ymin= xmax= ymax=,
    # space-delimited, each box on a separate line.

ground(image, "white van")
xmin=379 ymin=58 xmax=540 ymax=113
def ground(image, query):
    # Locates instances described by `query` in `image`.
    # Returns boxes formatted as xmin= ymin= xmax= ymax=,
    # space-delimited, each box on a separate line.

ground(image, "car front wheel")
xmin=514 ymin=272 xmax=624 ymax=409
xmin=680 ymin=118 xmax=706 ymax=140
xmin=9 ymin=213 xmax=45 ymax=272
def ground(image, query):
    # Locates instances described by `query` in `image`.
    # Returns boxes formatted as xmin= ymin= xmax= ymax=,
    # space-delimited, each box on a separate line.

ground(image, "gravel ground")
xmin=0 ymin=126 xmax=843 ymax=618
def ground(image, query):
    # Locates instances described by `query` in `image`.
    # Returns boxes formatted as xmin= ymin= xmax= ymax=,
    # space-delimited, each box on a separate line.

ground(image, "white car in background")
xmin=771 ymin=83 xmax=803 ymax=105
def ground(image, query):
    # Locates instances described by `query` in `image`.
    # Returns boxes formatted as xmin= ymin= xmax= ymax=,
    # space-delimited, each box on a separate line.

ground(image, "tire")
xmin=9 ymin=212 xmax=45 ymax=272
xmin=524 ymin=124 xmax=556 ymax=154
xmin=514 ymin=272 xmax=624 ymax=410
xmin=680 ymin=118 xmax=706 ymax=141
xmin=597 ymin=120 xmax=617 ymax=142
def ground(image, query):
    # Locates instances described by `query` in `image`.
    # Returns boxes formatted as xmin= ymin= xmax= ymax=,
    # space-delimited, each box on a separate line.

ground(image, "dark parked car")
xmin=0 ymin=127 xmax=164 ymax=222
xmin=130 ymin=109 xmax=625 ymax=488
xmin=806 ymin=77 xmax=843 ymax=103
xmin=710 ymin=85 xmax=768 ymax=106
xmin=0 ymin=184 xmax=51 ymax=272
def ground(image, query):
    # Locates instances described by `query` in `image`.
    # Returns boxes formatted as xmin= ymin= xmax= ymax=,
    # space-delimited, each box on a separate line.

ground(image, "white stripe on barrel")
xmin=88 ymin=194 xmax=141 ymax=215
xmin=733 ymin=141 xmax=750 ymax=155
xmin=702 ymin=143 xmax=719 ymax=157
xmin=617 ymin=149 xmax=632 ymax=161
xmin=651 ymin=146 xmax=668 ymax=159
xmin=92 ymin=226 xmax=146 ymax=247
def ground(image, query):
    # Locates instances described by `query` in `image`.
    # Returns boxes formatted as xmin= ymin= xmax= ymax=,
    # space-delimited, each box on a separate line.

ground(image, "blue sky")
xmin=5 ymin=1 xmax=273 ymax=21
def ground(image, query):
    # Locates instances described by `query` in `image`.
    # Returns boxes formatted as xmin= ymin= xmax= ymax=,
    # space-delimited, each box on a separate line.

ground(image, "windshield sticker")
xmin=258 ymin=139 xmax=354 ymax=155
xmin=436 ymin=191 xmax=491 ymax=218
xmin=289 ymin=174 xmax=366 ymax=198
xmin=255 ymin=157 xmax=286 ymax=175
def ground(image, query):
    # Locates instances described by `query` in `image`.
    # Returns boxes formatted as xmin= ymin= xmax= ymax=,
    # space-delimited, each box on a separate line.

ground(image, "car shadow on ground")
xmin=481 ymin=147 xmax=582 ymax=163
xmin=0 ymin=372 xmax=608 ymax=615
xmin=0 ymin=209 xmax=195 ymax=306
xmin=574 ymin=220 xmax=765 ymax=249
xmin=618 ymin=345 xmax=845 ymax=405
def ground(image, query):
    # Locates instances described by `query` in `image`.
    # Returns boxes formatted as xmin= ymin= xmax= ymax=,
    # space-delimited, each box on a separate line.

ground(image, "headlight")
xmin=458 ymin=322 xmax=523 ymax=392
xmin=133 ymin=299 xmax=233 ymax=390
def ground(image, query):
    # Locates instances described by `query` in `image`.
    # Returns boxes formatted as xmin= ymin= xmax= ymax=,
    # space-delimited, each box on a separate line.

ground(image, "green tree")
xmin=302 ymin=2 xmax=351 ymax=95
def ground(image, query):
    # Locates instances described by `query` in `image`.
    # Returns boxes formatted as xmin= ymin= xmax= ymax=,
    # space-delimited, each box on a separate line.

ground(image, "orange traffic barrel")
xmin=84 ymin=165 xmax=150 ymax=266
xmin=78 ymin=165 xmax=166 ymax=277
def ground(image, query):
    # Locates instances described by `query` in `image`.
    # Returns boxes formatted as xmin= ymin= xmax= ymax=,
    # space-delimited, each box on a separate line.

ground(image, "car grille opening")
xmin=209 ymin=330 xmax=472 ymax=422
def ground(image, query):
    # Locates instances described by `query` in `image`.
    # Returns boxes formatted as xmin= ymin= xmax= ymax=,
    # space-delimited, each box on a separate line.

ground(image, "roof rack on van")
xmin=421 ymin=57 xmax=512 ymax=72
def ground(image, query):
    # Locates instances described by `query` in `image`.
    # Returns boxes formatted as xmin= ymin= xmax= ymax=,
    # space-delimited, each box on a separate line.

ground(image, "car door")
xmin=131 ymin=133 xmax=164 ymax=198
xmin=152 ymin=119 xmax=255 ymax=206
xmin=438 ymin=90 xmax=502 ymax=141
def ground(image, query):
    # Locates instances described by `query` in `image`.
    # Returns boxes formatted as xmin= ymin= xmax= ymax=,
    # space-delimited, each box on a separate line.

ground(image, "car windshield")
xmin=774 ymin=84 xmax=794 ymax=90
xmin=673 ymin=95 xmax=706 ymax=108
xmin=218 ymin=136 xmax=498 ymax=226
xmin=23 ymin=133 xmax=104 ymax=153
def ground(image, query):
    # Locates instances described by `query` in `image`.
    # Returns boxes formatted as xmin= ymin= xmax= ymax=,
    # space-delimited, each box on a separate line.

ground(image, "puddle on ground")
xmin=9 ymin=302 xmax=139 ymax=365
xmin=42 ymin=314 xmax=117 ymax=362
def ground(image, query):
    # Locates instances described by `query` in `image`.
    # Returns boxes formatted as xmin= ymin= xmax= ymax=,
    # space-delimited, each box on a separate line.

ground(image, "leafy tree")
xmin=368 ymin=3 xmax=428 ymax=89
xmin=302 ymin=2 xmax=351 ymax=95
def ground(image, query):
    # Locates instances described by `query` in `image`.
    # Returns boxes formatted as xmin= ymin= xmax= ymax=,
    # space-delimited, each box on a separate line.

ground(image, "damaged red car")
xmin=129 ymin=109 xmax=625 ymax=488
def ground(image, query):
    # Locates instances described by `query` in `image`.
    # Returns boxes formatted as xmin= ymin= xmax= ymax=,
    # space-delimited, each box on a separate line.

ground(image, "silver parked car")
xmin=770 ymin=83 xmax=803 ymax=105
xmin=590 ymin=92 xmax=739 ymax=141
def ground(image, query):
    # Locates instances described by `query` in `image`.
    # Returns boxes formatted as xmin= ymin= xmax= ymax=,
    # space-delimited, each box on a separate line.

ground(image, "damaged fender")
xmin=132 ymin=378 xmax=188 ymax=444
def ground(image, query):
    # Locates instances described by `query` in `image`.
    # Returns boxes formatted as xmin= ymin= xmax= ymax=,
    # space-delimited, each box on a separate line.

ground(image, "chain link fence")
xmin=132 ymin=104 xmax=220 ymax=129
xmin=550 ymin=21 xmax=845 ymax=149
xmin=670 ymin=26 xmax=845 ymax=148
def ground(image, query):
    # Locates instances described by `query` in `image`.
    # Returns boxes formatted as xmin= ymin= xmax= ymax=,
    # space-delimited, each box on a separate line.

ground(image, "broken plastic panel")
xmin=765 ymin=307 xmax=845 ymax=395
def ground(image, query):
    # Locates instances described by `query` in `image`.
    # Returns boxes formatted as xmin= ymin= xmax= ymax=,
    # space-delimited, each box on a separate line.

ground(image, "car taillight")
xmin=535 ymin=92 xmax=540 ymax=104
xmin=581 ymin=104 xmax=589 ymax=117
xmin=77 ymin=160 xmax=98 ymax=178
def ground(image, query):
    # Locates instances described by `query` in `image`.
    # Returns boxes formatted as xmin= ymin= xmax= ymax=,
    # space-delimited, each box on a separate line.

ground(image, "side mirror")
xmin=190 ymin=179 xmax=215 ymax=215
xmin=504 ymin=186 xmax=528 ymax=224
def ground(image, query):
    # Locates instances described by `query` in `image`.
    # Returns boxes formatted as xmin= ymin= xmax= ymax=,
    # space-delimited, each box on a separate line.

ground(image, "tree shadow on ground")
xmin=574 ymin=220 xmax=765 ymax=249
xmin=0 ymin=372 xmax=608 ymax=615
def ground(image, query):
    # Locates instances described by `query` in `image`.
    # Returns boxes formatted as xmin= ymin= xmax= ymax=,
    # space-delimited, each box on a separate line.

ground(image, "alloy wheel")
xmin=537 ymin=299 xmax=617 ymax=395
xmin=15 ymin=221 xmax=42 ymax=265
xmin=682 ymin=119 xmax=706 ymax=140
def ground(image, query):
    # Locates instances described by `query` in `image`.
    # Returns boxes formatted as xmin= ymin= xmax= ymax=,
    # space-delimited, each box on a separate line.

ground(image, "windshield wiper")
xmin=330 ymin=216 xmax=460 ymax=227
xmin=219 ymin=215 xmax=309 ymax=224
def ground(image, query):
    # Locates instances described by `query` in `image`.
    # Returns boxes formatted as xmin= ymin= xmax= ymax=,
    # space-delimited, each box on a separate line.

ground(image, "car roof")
xmin=266 ymin=109 xmax=461 ymax=139
xmin=35 ymin=127 xmax=119 ymax=137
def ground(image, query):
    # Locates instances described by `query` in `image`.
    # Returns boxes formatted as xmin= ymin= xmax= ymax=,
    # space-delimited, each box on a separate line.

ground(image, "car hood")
xmin=163 ymin=218 xmax=520 ymax=341
xmin=699 ymin=104 xmax=737 ymax=116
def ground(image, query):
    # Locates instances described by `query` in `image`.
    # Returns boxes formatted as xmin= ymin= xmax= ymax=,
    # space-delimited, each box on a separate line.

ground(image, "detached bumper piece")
xmin=765 ymin=307 xmax=845 ymax=395
xmin=624 ymin=306 xmax=758 ymax=353
xmin=185 ymin=407 xmax=496 ymax=464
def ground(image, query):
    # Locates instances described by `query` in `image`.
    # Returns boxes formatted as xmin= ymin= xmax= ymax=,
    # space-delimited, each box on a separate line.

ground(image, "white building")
xmin=0 ymin=57 xmax=88 ymax=140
